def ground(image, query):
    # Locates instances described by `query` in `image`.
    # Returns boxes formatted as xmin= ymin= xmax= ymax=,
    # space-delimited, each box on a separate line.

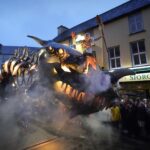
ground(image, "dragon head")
xmin=27 ymin=35 xmax=135 ymax=117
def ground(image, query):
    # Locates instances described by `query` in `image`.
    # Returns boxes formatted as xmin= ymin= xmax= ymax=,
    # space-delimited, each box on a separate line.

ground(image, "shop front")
xmin=119 ymin=70 xmax=150 ymax=99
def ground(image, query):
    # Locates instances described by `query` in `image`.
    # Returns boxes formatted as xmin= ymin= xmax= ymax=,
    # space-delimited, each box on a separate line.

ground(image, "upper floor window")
xmin=130 ymin=40 xmax=147 ymax=66
xmin=128 ymin=12 xmax=144 ymax=34
xmin=108 ymin=46 xmax=121 ymax=69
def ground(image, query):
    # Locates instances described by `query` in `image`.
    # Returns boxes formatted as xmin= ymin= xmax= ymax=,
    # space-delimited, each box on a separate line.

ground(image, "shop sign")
xmin=119 ymin=72 xmax=150 ymax=82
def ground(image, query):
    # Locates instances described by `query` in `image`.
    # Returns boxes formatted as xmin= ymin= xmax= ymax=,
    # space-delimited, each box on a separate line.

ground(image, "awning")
xmin=119 ymin=66 xmax=150 ymax=82
xmin=130 ymin=66 xmax=150 ymax=73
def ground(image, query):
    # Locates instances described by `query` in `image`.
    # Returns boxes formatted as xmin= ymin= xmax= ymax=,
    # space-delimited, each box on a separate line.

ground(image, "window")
xmin=128 ymin=12 xmax=144 ymax=34
xmin=130 ymin=40 xmax=147 ymax=66
xmin=108 ymin=46 xmax=121 ymax=69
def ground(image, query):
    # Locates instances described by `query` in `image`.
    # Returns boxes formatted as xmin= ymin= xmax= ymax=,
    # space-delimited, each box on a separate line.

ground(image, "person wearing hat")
xmin=81 ymin=33 xmax=97 ymax=73
xmin=81 ymin=33 xmax=94 ymax=56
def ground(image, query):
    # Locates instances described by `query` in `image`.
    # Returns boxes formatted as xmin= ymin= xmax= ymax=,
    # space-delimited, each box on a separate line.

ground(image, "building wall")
xmin=103 ymin=7 xmax=150 ymax=69
xmin=55 ymin=5 xmax=150 ymax=98
xmin=58 ymin=7 xmax=150 ymax=71
xmin=142 ymin=7 xmax=150 ymax=64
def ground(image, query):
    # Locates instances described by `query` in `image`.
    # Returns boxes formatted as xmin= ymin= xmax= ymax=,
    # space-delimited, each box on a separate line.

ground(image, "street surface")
xmin=0 ymin=107 xmax=150 ymax=150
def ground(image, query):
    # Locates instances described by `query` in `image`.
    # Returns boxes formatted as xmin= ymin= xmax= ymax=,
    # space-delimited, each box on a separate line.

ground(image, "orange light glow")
xmin=84 ymin=56 xmax=97 ymax=74
xmin=54 ymin=81 xmax=63 ymax=93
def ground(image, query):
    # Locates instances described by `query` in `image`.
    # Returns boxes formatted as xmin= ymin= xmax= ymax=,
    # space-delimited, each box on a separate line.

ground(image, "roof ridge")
xmin=58 ymin=0 xmax=133 ymax=33
xmin=100 ymin=0 xmax=131 ymax=16
xmin=54 ymin=0 xmax=150 ymax=42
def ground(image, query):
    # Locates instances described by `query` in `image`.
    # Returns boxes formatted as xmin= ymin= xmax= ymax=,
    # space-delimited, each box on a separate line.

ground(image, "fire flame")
xmin=84 ymin=56 xmax=97 ymax=74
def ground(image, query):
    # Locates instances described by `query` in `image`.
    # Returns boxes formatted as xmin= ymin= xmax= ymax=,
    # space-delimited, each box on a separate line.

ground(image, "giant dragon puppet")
xmin=0 ymin=35 xmax=135 ymax=117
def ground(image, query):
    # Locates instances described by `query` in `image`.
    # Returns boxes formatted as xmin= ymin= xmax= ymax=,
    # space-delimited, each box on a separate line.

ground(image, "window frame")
xmin=128 ymin=12 xmax=144 ymax=34
xmin=108 ymin=46 xmax=121 ymax=69
xmin=130 ymin=39 xmax=147 ymax=67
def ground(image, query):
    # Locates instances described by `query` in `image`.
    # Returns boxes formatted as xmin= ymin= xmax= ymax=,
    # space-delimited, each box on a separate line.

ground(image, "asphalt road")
xmin=0 ymin=108 xmax=150 ymax=150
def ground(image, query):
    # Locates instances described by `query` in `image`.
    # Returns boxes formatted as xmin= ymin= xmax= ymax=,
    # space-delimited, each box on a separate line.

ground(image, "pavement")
xmin=0 ymin=109 xmax=150 ymax=150
xmin=23 ymin=112 xmax=150 ymax=150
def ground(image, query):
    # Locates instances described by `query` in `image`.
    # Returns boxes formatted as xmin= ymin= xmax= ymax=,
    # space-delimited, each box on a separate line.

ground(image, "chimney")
xmin=0 ymin=43 xmax=2 ymax=50
xmin=0 ymin=44 xmax=2 ymax=54
xmin=57 ymin=25 xmax=69 ymax=35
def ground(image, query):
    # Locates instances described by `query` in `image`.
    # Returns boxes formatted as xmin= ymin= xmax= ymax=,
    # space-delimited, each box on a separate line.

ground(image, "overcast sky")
xmin=0 ymin=0 xmax=128 ymax=47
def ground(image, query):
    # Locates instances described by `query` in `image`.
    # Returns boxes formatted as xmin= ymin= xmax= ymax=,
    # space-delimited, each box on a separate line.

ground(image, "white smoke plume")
xmin=0 ymin=66 xmax=116 ymax=150
xmin=85 ymin=68 xmax=111 ymax=94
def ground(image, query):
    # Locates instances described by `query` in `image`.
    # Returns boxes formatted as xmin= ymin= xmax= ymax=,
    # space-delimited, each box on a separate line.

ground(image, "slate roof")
xmin=0 ymin=45 xmax=39 ymax=55
xmin=53 ymin=0 xmax=150 ymax=42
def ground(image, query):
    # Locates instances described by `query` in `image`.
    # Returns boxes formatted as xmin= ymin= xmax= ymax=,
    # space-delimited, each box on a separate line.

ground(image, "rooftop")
xmin=53 ymin=0 xmax=150 ymax=42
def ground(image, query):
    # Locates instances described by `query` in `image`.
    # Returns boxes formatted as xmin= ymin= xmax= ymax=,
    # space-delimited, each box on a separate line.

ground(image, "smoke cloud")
xmin=0 ymin=64 xmax=117 ymax=150
xmin=85 ymin=68 xmax=111 ymax=94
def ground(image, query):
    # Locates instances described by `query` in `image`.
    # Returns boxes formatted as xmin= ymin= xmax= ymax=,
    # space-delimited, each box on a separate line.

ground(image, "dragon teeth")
xmin=81 ymin=92 xmax=85 ymax=100
xmin=54 ymin=81 xmax=63 ymax=92
xmin=77 ymin=92 xmax=83 ymax=101
xmin=54 ymin=81 xmax=88 ymax=102
xmin=74 ymin=90 xmax=79 ymax=98
xmin=68 ymin=87 xmax=73 ymax=97
xmin=62 ymin=83 xmax=67 ymax=92
xmin=70 ymin=89 xmax=76 ymax=98
xmin=65 ymin=85 xmax=71 ymax=95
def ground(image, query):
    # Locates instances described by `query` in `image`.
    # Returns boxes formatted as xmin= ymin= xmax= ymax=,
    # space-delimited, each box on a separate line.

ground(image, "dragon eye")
xmin=58 ymin=49 xmax=64 ymax=54
xmin=49 ymin=46 xmax=54 ymax=53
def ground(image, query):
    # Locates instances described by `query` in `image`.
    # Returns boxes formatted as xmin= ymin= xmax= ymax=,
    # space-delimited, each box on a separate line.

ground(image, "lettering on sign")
xmin=119 ymin=73 xmax=150 ymax=82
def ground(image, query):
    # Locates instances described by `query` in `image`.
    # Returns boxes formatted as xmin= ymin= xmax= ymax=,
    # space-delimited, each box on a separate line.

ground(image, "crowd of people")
xmin=110 ymin=96 xmax=150 ymax=140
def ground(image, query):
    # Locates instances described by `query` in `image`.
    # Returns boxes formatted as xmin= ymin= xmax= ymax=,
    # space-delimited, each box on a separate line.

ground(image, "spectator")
xmin=145 ymin=100 xmax=150 ymax=137
xmin=120 ymin=100 xmax=129 ymax=134
xmin=127 ymin=99 xmax=139 ymax=137
xmin=110 ymin=101 xmax=121 ymax=128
